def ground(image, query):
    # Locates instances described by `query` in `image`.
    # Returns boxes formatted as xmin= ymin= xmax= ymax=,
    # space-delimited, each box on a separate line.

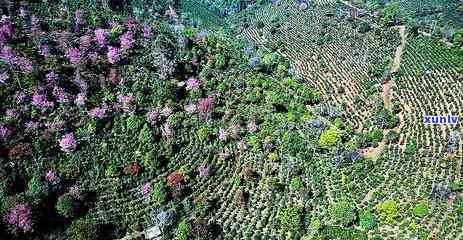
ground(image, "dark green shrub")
xmin=405 ymin=141 xmax=417 ymax=155
xmin=358 ymin=22 xmax=371 ymax=33
xmin=359 ymin=210 xmax=376 ymax=230
xmin=412 ymin=202 xmax=429 ymax=218
xmin=330 ymin=201 xmax=356 ymax=226
xmin=26 ymin=176 xmax=48 ymax=204
xmin=278 ymin=207 xmax=302 ymax=233
xmin=175 ymin=218 xmax=192 ymax=240
xmin=290 ymin=177 xmax=303 ymax=191
xmin=377 ymin=200 xmax=401 ymax=225
xmin=153 ymin=181 xmax=166 ymax=206
xmin=319 ymin=128 xmax=341 ymax=148
xmin=369 ymin=129 xmax=384 ymax=145
xmin=67 ymin=219 xmax=99 ymax=240
xmin=56 ymin=193 xmax=79 ymax=219
xmin=386 ymin=130 xmax=399 ymax=144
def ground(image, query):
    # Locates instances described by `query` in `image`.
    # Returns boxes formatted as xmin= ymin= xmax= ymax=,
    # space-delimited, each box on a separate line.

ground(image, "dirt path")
xmin=391 ymin=26 xmax=406 ymax=74
xmin=362 ymin=26 xmax=406 ymax=160
xmin=382 ymin=25 xmax=406 ymax=109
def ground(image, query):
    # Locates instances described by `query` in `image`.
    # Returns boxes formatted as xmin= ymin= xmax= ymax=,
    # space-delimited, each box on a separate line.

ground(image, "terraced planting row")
xmin=180 ymin=0 xmax=225 ymax=29
xmin=228 ymin=0 xmax=400 ymax=130
xmin=347 ymin=0 xmax=463 ymax=34
xmin=367 ymin=36 xmax=463 ymax=239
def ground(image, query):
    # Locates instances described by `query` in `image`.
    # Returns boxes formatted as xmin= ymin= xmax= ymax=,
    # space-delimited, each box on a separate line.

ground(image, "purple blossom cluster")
xmin=59 ymin=133 xmax=77 ymax=153
xmin=19 ymin=8 xmax=27 ymax=18
xmin=74 ymin=72 xmax=88 ymax=92
xmin=89 ymin=104 xmax=108 ymax=119
xmin=198 ymin=164 xmax=210 ymax=178
xmin=6 ymin=109 xmax=20 ymax=120
xmin=185 ymin=77 xmax=200 ymax=90
xmin=218 ymin=128 xmax=228 ymax=141
xmin=120 ymin=32 xmax=134 ymax=50
xmin=16 ymin=56 xmax=33 ymax=73
xmin=39 ymin=44 xmax=50 ymax=58
xmin=117 ymin=95 xmax=135 ymax=112
xmin=161 ymin=123 xmax=174 ymax=139
xmin=45 ymin=170 xmax=61 ymax=186
xmin=0 ymin=71 xmax=8 ymax=84
xmin=30 ymin=15 xmax=41 ymax=36
xmin=143 ymin=26 xmax=153 ymax=39
xmin=32 ymin=93 xmax=54 ymax=110
xmin=68 ymin=185 xmax=83 ymax=200
xmin=74 ymin=9 xmax=83 ymax=32
xmin=88 ymin=51 xmax=98 ymax=64
xmin=161 ymin=106 xmax=173 ymax=117
xmin=0 ymin=123 xmax=11 ymax=141
xmin=0 ymin=16 xmax=13 ymax=42
xmin=52 ymin=86 xmax=70 ymax=103
xmin=247 ymin=118 xmax=258 ymax=133
xmin=125 ymin=18 xmax=138 ymax=32
xmin=1 ymin=46 xmax=15 ymax=65
xmin=195 ymin=30 xmax=207 ymax=44
xmin=140 ymin=182 xmax=152 ymax=198
xmin=107 ymin=47 xmax=120 ymax=64
xmin=198 ymin=97 xmax=214 ymax=119
xmin=107 ymin=68 xmax=120 ymax=85
xmin=75 ymin=9 xmax=84 ymax=24
xmin=44 ymin=122 xmax=65 ymax=136
xmin=74 ymin=93 xmax=87 ymax=106
xmin=146 ymin=110 xmax=159 ymax=125
xmin=57 ymin=31 xmax=70 ymax=50
xmin=46 ymin=72 xmax=58 ymax=85
xmin=24 ymin=121 xmax=39 ymax=133
xmin=79 ymin=34 xmax=93 ymax=51
xmin=94 ymin=28 xmax=108 ymax=47
xmin=4 ymin=204 xmax=33 ymax=234
xmin=15 ymin=91 xmax=27 ymax=104
xmin=184 ymin=104 xmax=196 ymax=114
xmin=67 ymin=48 xmax=81 ymax=65
xmin=237 ymin=139 xmax=248 ymax=151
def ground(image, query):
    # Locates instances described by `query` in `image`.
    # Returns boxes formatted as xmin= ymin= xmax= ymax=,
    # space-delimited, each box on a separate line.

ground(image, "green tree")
xmin=381 ymin=2 xmax=399 ymax=25
xmin=452 ymin=29 xmax=463 ymax=47
xmin=56 ymin=193 xmax=79 ymax=219
xmin=456 ymin=197 xmax=463 ymax=216
xmin=377 ymin=200 xmax=401 ymax=225
xmin=369 ymin=129 xmax=384 ymax=145
xmin=412 ymin=202 xmax=429 ymax=218
xmin=67 ymin=219 xmax=99 ymax=240
xmin=386 ymin=130 xmax=399 ymax=144
xmin=175 ymin=218 xmax=192 ymax=240
xmin=457 ymin=5 xmax=463 ymax=13
xmin=358 ymin=22 xmax=371 ymax=33
xmin=404 ymin=141 xmax=417 ymax=155
xmin=26 ymin=176 xmax=48 ymax=203
xmin=319 ymin=128 xmax=341 ymax=148
xmin=278 ymin=207 xmax=302 ymax=233
xmin=359 ymin=210 xmax=376 ymax=230
xmin=330 ymin=200 xmax=356 ymax=226
xmin=290 ymin=177 xmax=303 ymax=191
xmin=153 ymin=181 xmax=166 ymax=206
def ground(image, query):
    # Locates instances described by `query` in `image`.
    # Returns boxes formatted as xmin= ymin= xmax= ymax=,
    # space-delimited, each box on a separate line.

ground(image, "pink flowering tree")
xmin=107 ymin=46 xmax=120 ymax=64
xmin=197 ymin=97 xmax=214 ymax=119
xmin=59 ymin=133 xmax=77 ymax=153
xmin=4 ymin=203 xmax=34 ymax=234
xmin=45 ymin=170 xmax=61 ymax=186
